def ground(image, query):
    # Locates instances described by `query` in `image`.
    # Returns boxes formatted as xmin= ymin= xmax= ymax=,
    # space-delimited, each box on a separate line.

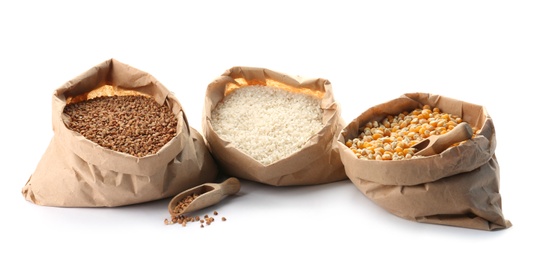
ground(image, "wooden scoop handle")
xmin=219 ymin=177 xmax=241 ymax=196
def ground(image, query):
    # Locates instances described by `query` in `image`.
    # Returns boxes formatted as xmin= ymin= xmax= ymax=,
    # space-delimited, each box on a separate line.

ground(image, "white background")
xmin=1 ymin=1 xmax=532 ymax=259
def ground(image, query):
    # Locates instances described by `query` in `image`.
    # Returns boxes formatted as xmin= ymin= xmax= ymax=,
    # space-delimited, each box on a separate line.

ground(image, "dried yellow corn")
xmin=346 ymin=105 xmax=477 ymax=160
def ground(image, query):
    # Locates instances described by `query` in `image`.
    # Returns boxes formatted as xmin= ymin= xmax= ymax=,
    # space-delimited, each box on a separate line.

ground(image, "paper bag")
xmin=337 ymin=92 xmax=512 ymax=230
xmin=22 ymin=58 xmax=218 ymax=207
xmin=202 ymin=66 xmax=347 ymax=186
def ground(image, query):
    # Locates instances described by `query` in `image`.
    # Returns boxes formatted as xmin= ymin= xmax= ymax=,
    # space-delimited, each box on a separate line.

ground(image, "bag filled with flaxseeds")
xmin=22 ymin=58 xmax=218 ymax=207
xmin=202 ymin=66 xmax=347 ymax=186
xmin=337 ymin=92 xmax=512 ymax=230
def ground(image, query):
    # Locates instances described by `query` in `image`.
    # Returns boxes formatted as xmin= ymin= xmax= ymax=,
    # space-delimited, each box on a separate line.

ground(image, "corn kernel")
xmin=347 ymin=106 xmax=477 ymax=160
xmin=374 ymin=147 xmax=385 ymax=155
xmin=382 ymin=153 xmax=393 ymax=160
xmin=372 ymin=121 xmax=379 ymax=128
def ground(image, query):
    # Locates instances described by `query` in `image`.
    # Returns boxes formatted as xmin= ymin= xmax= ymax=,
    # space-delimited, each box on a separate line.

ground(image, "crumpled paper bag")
xmin=202 ymin=66 xmax=347 ymax=186
xmin=22 ymin=58 xmax=218 ymax=207
xmin=337 ymin=92 xmax=512 ymax=230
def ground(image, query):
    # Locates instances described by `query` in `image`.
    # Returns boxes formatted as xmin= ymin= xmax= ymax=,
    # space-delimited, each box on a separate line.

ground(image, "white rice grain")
xmin=211 ymin=85 xmax=323 ymax=165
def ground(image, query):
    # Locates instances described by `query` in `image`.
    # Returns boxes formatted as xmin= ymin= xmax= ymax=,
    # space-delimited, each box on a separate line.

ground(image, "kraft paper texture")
xmin=338 ymin=92 xmax=512 ymax=230
xmin=22 ymin=59 xmax=218 ymax=207
xmin=202 ymin=66 xmax=347 ymax=186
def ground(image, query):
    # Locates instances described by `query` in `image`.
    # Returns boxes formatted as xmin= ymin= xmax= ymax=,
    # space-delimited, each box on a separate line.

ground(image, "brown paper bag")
xmin=337 ymin=92 xmax=512 ymax=230
xmin=22 ymin=59 xmax=218 ymax=207
xmin=202 ymin=66 xmax=347 ymax=186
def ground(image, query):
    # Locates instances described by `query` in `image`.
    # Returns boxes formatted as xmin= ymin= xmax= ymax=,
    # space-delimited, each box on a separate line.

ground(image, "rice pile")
xmin=211 ymin=85 xmax=324 ymax=165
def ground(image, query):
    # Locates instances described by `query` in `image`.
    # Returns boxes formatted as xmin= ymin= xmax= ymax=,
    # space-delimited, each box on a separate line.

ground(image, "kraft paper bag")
xmin=202 ymin=66 xmax=347 ymax=186
xmin=338 ymin=92 xmax=512 ymax=230
xmin=22 ymin=58 xmax=218 ymax=207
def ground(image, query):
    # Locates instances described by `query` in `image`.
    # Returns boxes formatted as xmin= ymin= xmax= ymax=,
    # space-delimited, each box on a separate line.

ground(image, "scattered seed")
xmin=165 ymin=209 xmax=229 ymax=229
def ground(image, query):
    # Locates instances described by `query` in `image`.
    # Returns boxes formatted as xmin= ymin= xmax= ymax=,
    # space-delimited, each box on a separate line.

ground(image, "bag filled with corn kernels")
xmin=22 ymin=58 xmax=218 ymax=207
xmin=202 ymin=66 xmax=347 ymax=186
xmin=337 ymin=92 xmax=512 ymax=230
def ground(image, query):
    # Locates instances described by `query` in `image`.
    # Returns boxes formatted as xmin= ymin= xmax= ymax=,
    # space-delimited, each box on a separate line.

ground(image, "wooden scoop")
xmin=168 ymin=177 xmax=241 ymax=217
xmin=411 ymin=122 xmax=473 ymax=157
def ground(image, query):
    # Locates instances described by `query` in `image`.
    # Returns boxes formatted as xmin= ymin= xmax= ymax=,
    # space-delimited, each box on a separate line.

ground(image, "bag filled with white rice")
xmin=202 ymin=66 xmax=347 ymax=186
